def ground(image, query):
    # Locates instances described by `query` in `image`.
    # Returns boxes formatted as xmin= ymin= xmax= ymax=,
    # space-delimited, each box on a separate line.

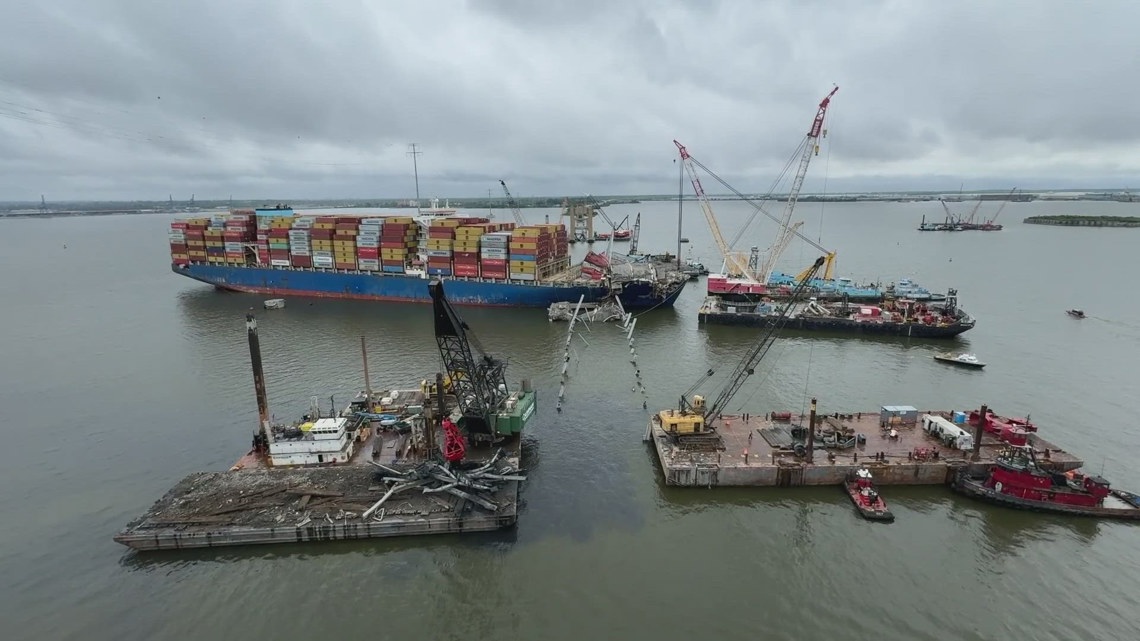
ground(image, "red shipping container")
xmin=335 ymin=223 xmax=358 ymax=231
xmin=454 ymin=251 xmax=479 ymax=261
xmin=292 ymin=255 xmax=313 ymax=267
xmin=481 ymin=270 xmax=507 ymax=279
xmin=453 ymin=259 xmax=479 ymax=267
xmin=169 ymin=242 xmax=188 ymax=252
xmin=316 ymin=216 xmax=337 ymax=223
xmin=185 ymin=230 xmax=205 ymax=239
xmin=335 ymin=261 xmax=356 ymax=269
xmin=170 ymin=222 xmax=189 ymax=230
xmin=270 ymin=251 xmax=290 ymax=260
xmin=381 ymin=232 xmax=411 ymax=241
xmin=172 ymin=257 xmax=191 ymax=265
xmin=381 ymin=259 xmax=405 ymax=266
xmin=480 ymin=258 xmax=508 ymax=267
xmin=380 ymin=241 xmax=407 ymax=249
xmin=356 ymin=248 xmax=379 ymax=258
xmin=310 ymin=229 xmax=334 ymax=240
xmin=454 ymin=267 xmax=479 ymax=277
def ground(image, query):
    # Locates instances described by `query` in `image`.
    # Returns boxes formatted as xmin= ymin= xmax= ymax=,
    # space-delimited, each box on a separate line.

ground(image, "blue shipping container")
xmin=510 ymin=254 xmax=536 ymax=261
xmin=427 ymin=267 xmax=453 ymax=276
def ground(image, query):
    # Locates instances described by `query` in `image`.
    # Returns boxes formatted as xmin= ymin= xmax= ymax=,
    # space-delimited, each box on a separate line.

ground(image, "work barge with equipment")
xmin=115 ymin=282 xmax=535 ymax=552
xmin=645 ymin=403 xmax=1083 ymax=488
xmin=644 ymin=255 xmax=1086 ymax=493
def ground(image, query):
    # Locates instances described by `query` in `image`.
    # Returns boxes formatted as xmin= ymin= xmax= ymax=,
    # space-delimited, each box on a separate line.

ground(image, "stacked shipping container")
xmin=479 ymin=231 xmax=510 ymax=279
xmin=509 ymin=224 xmax=567 ymax=281
xmin=381 ymin=217 xmax=417 ymax=273
xmin=426 ymin=218 xmax=460 ymax=276
xmin=170 ymin=216 xmax=207 ymax=264
xmin=169 ymin=212 xmax=571 ymax=282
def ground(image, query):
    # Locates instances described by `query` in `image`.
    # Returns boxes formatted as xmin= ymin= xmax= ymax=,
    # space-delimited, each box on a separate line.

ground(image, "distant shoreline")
xmin=1 ymin=192 xmax=1136 ymax=219
xmin=1023 ymin=215 xmax=1140 ymax=228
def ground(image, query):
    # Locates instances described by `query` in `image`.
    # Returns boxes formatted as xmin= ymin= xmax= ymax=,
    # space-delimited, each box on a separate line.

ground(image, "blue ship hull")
xmin=173 ymin=263 xmax=686 ymax=309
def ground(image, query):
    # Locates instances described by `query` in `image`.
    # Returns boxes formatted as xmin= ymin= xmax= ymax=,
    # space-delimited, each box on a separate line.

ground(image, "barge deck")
xmin=115 ymin=429 xmax=521 ymax=551
xmin=645 ymin=410 xmax=1083 ymax=488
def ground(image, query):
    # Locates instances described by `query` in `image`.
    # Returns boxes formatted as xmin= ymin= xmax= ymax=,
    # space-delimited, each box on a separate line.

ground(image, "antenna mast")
xmin=408 ymin=143 xmax=423 ymax=216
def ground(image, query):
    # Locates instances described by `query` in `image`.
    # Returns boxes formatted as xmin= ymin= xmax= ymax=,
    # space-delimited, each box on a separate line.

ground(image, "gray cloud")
xmin=1 ymin=0 xmax=1138 ymax=201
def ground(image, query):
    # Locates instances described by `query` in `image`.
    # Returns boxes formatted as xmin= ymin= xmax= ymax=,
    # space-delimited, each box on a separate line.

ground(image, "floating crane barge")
xmin=645 ymin=407 xmax=1082 ymax=488
xmin=115 ymin=282 xmax=535 ymax=552
xmin=645 ymin=257 xmax=1082 ymax=489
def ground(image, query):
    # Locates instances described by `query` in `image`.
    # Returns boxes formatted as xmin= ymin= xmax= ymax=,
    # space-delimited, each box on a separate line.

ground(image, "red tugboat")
xmin=844 ymin=468 xmax=895 ymax=522
xmin=952 ymin=445 xmax=1140 ymax=519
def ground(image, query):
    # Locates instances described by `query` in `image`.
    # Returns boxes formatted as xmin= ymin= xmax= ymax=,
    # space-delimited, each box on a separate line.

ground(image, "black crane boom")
xmin=702 ymin=256 xmax=826 ymax=425
xmin=430 ymin=281 xmax=508 ymax=436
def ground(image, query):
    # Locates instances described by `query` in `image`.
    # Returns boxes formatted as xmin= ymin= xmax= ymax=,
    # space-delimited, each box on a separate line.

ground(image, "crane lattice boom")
xmin=758 ymin=86 xmax=838 ymax=284
xmin=430 ymin=281 xmax=508 ymax=436
xmin=674 ymin=140 xmax=754 ymax=279
xmin=703 ymin=255 xmax=826 ymax=425
xmin=499 ymin=180 xmax=527 ymax=226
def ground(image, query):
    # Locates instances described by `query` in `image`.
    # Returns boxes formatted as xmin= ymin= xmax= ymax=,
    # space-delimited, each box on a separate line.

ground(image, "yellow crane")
xmin=674 ymin=140 xmax=754 ymax=279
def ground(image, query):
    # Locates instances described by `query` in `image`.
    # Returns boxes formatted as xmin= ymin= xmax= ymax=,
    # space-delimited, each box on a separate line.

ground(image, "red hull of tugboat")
xmin=843 ymin=473 xmax=895 ymax=522
xmin=951 ymin=473 xmax=1140 ymax=519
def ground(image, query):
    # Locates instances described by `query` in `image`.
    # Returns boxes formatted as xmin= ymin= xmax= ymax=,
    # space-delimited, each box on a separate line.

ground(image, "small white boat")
xmin=263 ymin=298 xmax=286 ymax=310
xmin=933 ymin=352 xmax=985 ymax=369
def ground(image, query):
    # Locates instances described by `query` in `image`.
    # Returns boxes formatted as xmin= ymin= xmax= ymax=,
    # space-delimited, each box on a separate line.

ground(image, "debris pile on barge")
xmin=115 ymin=281 xmax=536 ymax=552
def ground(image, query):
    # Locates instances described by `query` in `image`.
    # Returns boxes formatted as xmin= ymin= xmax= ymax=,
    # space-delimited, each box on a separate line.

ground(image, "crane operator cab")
xmin=658 ymin=395 xmax=710 ymax=435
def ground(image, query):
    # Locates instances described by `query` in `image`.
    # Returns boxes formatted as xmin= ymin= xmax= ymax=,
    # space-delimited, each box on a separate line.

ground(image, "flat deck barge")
xmin=115 ymin=427 xmax=521 ymax=551
xmin=646 ymin=409 xmax=1083 ymax=488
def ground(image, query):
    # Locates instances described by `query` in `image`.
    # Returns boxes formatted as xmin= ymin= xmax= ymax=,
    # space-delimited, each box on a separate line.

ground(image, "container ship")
xmin=168 ymin=207 xmax=687 ymax=308
xmin=697 ymin=288 xmax=975 ymax=338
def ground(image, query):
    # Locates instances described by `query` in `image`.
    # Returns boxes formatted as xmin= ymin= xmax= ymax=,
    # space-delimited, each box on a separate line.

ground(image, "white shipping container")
xmin=358 ymin=258 xmax=380 ymax=267
xmin=357 ymin=241 xmax=378 ymax=248
xmin=270 ymin=259 xmax=291 ymax=267
xmin=290 ymin=249 xmax=311 ymax=256
xmin=313 ymin=251 xmax=333 ymax=258
xmin=509 ymin=273 xmax=536 ymax=281
xmin=427 ymin=249 xmax=452 ymax=257
xmin=361 ymin=218 xmax=386 ymax=225
xmin=228 ymin=214 xmax=252 ymax=222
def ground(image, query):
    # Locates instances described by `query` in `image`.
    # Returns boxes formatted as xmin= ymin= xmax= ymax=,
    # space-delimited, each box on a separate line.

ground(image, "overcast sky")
xmin=1 ymin=0 xmax=1138 ymax=201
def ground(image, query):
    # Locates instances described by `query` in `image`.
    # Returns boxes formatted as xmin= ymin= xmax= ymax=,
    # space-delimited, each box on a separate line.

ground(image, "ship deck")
xmin=647 ymin=410 xmax=1082 ymax=487
xmin=115 ymin=434 xmax=521 ymax=552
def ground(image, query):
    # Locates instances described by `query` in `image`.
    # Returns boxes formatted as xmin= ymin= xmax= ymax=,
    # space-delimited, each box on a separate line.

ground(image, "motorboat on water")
xmin=1066 ymin=309 xmax=1086 ymax=319
xmin=933 ymin=352 xmax=985 ymax=368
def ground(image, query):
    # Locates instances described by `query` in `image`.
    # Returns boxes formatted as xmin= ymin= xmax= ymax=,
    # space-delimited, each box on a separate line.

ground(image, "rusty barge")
xmin=115 ymin=282 xmax=535 ymax=552
xmin=644 ymin=402 xmax=1083 ymax=488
